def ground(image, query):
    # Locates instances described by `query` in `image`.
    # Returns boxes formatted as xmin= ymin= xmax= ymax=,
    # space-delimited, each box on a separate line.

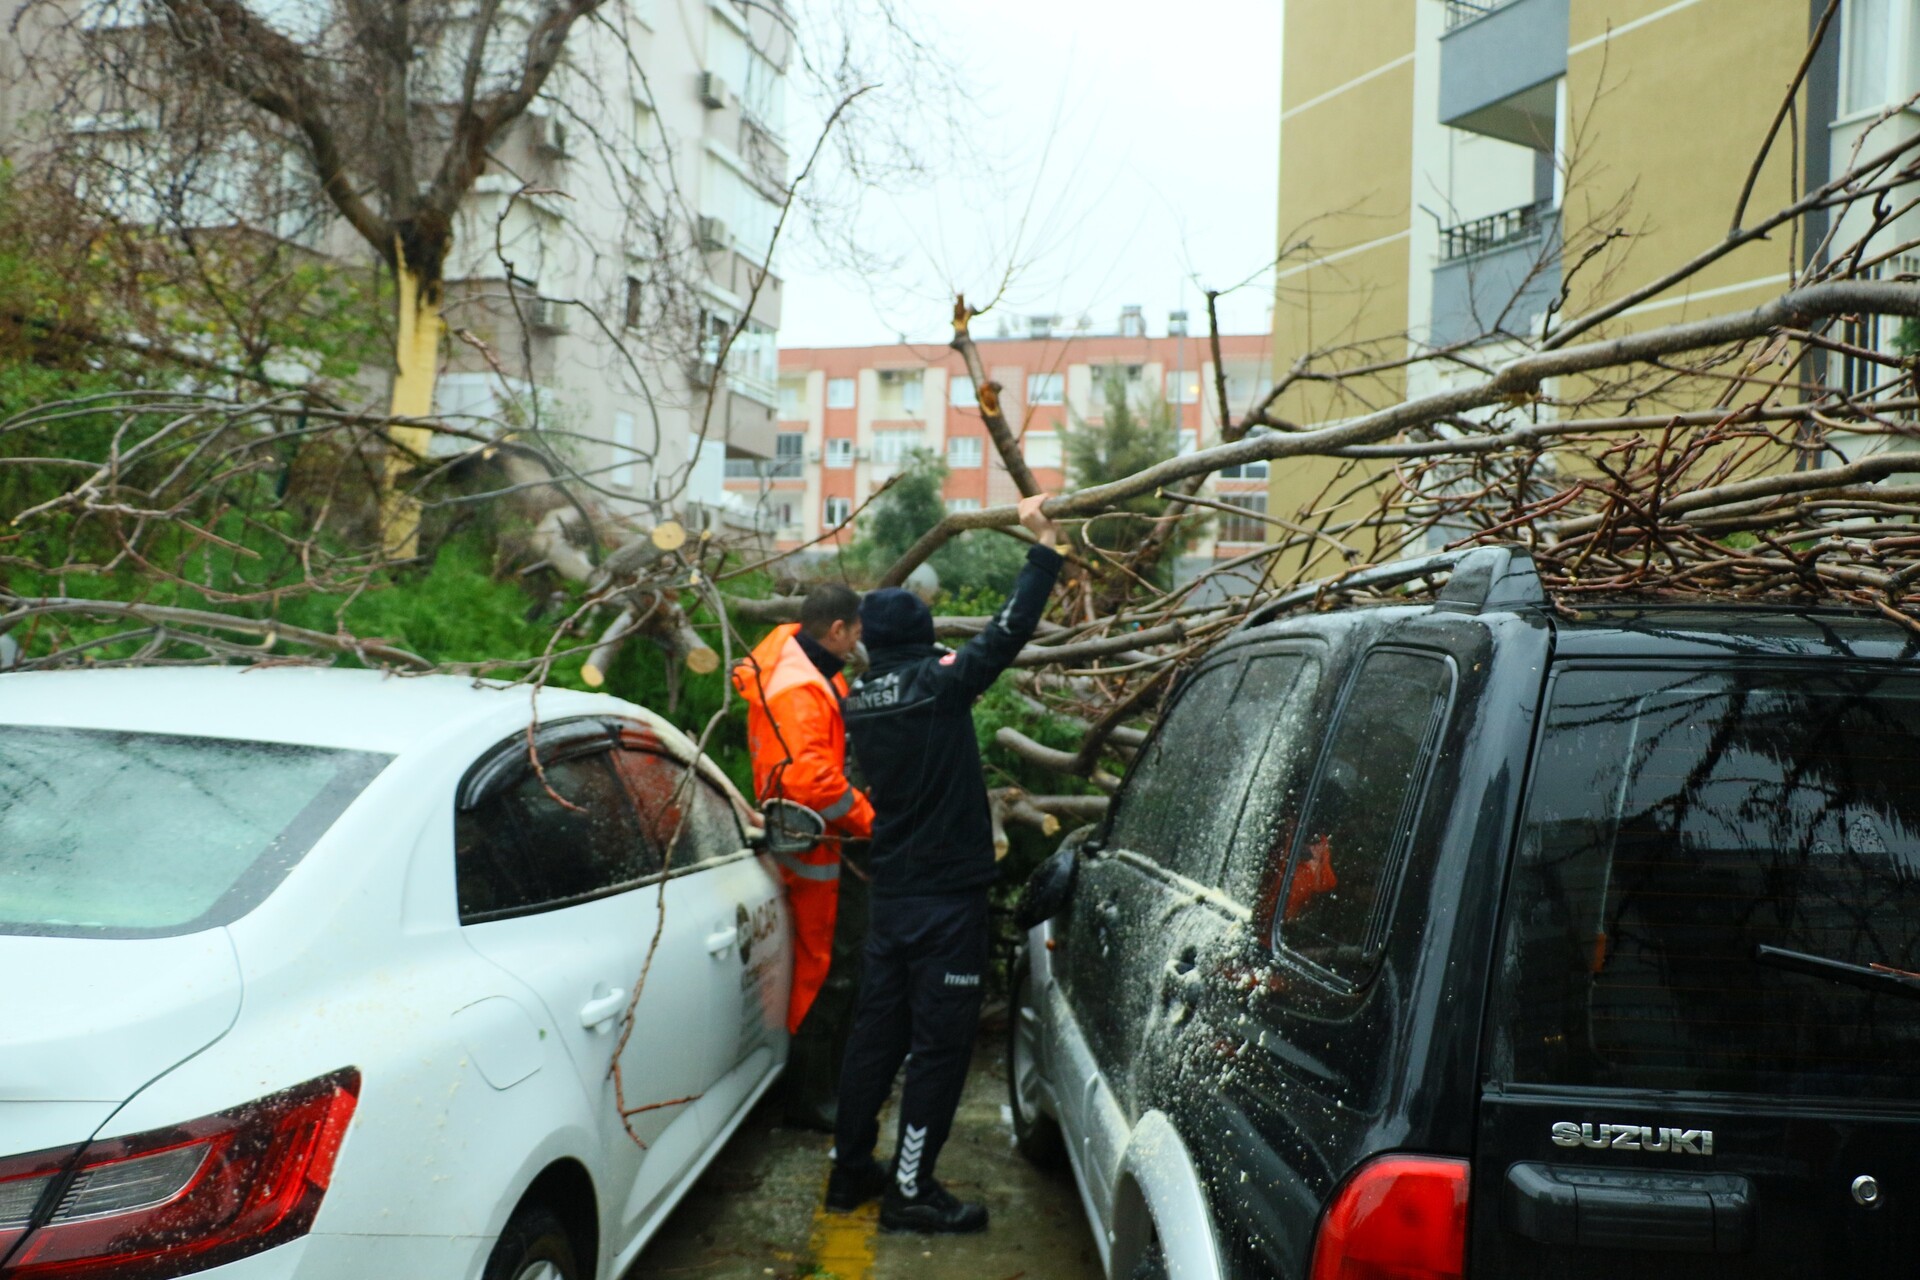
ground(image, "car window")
xmin=1275 ymin=649 xmax=1452 ymax=981
xmin=1488 ymin=667 xmax=1920 ymax=1100
xmin=456 ymin=751 xmax=658 ymax=921
xmin=1105 ymin=654 xmax=1312 ymax=885
xmin=1218 ymin=654 xmax=1324 ymax=911
xmin=0 ymin=727 xmax=390 ymax=938
xmin=612 ymin=749 xmax=744 ymax=869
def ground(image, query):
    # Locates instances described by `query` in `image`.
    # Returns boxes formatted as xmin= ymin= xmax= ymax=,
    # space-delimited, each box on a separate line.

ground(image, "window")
xmin=824 ymin=496 xmax=852 ymax=526
xmin=826 ymin=377 xmax=855 ymax=409
xmin=777 ymin=380 xmax=804 ymax=419
xmin=1177 ymin=429 xmax=1198 ymax=456
xmin=1027 ymin=373 xmax=1063 ymax=405
xmin=611 ymin=411 xmax=636 ymax=489
xmin=456 ymin=750 xmax=658 ymax=922
xmin=947 ymin=436 xmax=983 ymax=469
xmin=1165 ymin=370 xmax=1201 ymax=404
xmin=1107 ymin=654 xmax=1315 ymax=884
xmin=772 ymin=431 xmax=803 ymax=477
xmin=1489 ymin=667 xmax=1920 ymax=1100
xmin=872 ymin=429 xmax=922 ymax=467
xmin=1220 ymin=655 xmax=1324 ymax=909
xmin=611 ymin=750 xmax=742 ymax=868
xmin=1276 ymin=650 xmax=1452 ymax=981
xmin=825 ymin=438 xmax=854 ymax=469
xmin=1216 ymin=493 xmax=1269 ymax=543
xmin=624 ymin=276 xmax=643 ymax=329
xmin=1024 ymin=433 xmax=1062 ymax=468
xmin=1841 ymin=0 xmax=1920 ymax=115
xmin=0 ymin=727 xmax=389 ymax=938
xmin=950 ymin=375 xmax=978 ymax=408
xmin=946 ymin=497 xmax=982 ymax=513
xmin=1092 ymin=362 xmax=1145 ymax=386
xmin=878 ymin=368 xmax=924 ymax=416
xmin=1219 ymin=460 xmax=1270 ymax=479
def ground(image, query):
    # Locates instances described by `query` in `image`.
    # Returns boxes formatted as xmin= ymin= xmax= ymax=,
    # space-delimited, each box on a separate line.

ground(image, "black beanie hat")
xmin=860 ymin=587 xmax=935 ymax=649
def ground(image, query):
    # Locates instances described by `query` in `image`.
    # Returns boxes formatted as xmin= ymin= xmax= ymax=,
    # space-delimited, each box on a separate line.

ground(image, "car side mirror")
xmin=758 ymin=799 xmax=827 ymax=856
xmin=1014 ymin=841 xmax=1080 ymax=931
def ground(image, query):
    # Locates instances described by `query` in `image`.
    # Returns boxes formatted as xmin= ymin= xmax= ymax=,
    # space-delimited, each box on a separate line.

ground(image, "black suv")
xmin=1009 ymin=546 xmax=1920 ymax=1279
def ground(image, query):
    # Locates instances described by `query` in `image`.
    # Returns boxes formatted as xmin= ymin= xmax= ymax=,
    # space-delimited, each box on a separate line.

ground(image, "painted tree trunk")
xmin=381 ymin=249 xmax=444 ymax=559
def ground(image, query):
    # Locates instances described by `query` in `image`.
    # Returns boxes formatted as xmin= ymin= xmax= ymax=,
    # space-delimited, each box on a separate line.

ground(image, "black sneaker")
xmin=824 ymin=1159 xmax=890 ymax=1212
xmin=879 ymin=1178 xmax=988 ymax=1234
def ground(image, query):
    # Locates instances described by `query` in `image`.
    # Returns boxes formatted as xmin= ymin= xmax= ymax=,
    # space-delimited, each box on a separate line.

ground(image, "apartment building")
xmin=734 ymin=318 xmax=1273 ymax=579
xmin=1271 ymin=0 xmax=1879 ymax=573
xmin=2 ymin=0 xmax=793 ymax=528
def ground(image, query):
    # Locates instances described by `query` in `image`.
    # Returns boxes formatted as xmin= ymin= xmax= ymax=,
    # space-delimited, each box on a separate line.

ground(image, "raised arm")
xmin=943 ymin=495 xmax=1065 ymax=700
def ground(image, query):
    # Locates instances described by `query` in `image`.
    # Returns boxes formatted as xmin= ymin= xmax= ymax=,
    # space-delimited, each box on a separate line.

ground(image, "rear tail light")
xmin=1309 ymin=1153 xmax=1470 ymax=1280
xmin=0 ymin=1068 xmax=359 ymax=1279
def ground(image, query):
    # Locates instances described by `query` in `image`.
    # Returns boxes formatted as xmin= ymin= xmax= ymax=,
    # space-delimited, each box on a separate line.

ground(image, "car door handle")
xmin=578 ymin=989 xmax=628 ymax=1028
xmin=705 ymin=926 xmax=740 ymax=956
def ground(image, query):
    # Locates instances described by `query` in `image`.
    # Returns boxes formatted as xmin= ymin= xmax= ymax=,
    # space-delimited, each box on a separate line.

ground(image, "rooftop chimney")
xmin=1168 ymin=309 xmax=1189 ymax=337
xmin=1119 ymin=305 xmax=1145 ymax=338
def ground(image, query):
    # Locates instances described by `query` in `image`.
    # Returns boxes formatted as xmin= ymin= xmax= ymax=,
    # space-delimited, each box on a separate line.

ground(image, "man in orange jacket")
xmin=733 ymin=583 xmax=874 ymax=1129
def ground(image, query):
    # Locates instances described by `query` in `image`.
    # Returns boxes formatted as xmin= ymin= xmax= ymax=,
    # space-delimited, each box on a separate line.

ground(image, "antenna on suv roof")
xmin=1238 ymin=544 xmax=1545 ymax=631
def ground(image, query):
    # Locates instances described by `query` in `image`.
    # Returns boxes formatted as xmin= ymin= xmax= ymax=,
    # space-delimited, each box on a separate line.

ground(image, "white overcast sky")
xmin=776 ymin=0 xmax=1283 ymax=348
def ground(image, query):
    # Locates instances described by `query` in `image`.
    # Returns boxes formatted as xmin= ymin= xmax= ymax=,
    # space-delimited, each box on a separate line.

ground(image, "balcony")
xmin=1432 ymin=201 xmax=1561 ymax=348
xmin=1439 ymin=0 xmax=1566 ymax=149
xmin=724 ymin=457 xmax=803 ymax=480
xmin=1442 ymin=199 xmax=1555 ymax=261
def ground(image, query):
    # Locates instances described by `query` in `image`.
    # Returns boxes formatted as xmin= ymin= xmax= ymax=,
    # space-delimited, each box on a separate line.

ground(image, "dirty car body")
xmin=1012 ymin=547 xmax=1920 ymax=1279
xmin=0 ymin=667 xmax=791 ymax=1279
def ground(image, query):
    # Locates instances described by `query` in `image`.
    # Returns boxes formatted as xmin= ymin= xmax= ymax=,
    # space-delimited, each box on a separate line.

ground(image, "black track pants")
xmin=832 ymin=889 xmax=989 ymax=1196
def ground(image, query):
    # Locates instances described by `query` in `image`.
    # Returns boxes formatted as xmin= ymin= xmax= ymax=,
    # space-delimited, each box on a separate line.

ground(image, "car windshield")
xmin=1488 ymin=666 xmax=1920 ymax=1100
xmin=0 ymin=726 xmax=391 ymax=938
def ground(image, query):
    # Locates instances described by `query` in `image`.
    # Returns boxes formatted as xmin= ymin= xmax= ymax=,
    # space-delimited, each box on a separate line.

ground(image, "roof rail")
xmin=1237 ymin=544 xmax=1544 ymax=631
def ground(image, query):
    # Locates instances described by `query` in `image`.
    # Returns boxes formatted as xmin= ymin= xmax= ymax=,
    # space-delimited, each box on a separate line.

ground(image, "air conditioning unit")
xmin=532 ymin=114 xmax=570 ymax=158
xmin=699 ymin=71 xmax=728 ymax=110
xmin=806 ymin=449 xmax=822 ymax=463
xmin=526 ymin=296 xmax=569 ymax=335
xmin=696 ymin=215 xmax=730 ymax=252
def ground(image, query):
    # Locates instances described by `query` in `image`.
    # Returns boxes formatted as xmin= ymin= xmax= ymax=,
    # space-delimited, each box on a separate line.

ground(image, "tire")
xmin=483 ymin=1203 xmax=582 ymax=1280
xmin=1008 ymin=949 xmax=1067 ymax=1169
xmin=1129 ymin=1238 xmax=1170 ymax=1280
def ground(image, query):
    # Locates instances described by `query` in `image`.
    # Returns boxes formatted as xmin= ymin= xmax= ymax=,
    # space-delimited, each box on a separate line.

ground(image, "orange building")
xmin=735 ymin=314 xmax=1272 ymax=580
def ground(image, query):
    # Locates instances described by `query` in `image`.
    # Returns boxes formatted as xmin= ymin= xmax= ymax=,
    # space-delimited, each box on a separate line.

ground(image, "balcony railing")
xmin=724 ymin=457 xmax=803 ymax=480
xmin=1441 ymin=199 xmax=1556 ymax=261
xmin=1444 ymin=0 xmax=1509 ymax=29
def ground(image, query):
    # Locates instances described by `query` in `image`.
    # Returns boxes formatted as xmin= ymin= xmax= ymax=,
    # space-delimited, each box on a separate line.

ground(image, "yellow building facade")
xmin=1270 ymin=0 xmax=1868 ymax=579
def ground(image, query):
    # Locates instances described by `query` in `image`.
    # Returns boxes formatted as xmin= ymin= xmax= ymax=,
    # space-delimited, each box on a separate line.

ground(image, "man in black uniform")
xmin=825 ymin=493 xmax=1064 ymax=1233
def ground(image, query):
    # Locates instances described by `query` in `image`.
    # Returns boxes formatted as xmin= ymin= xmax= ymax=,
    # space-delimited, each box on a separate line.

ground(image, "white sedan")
xmin=0 ymin=667 xmax=796 ymax=1280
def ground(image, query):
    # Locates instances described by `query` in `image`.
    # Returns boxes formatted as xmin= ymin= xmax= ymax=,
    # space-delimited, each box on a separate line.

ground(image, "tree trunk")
xmin=381 ymin=245 xmax=445 ymax=559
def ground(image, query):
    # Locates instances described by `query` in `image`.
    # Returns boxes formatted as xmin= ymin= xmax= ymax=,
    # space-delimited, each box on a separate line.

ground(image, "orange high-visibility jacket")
xmin=732 ymin=624 xmax=874 ymax=1033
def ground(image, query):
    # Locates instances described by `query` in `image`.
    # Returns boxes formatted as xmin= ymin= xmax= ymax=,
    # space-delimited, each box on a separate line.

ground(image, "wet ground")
xmin=623 ymin=1029 xmax=1105 ymax=1280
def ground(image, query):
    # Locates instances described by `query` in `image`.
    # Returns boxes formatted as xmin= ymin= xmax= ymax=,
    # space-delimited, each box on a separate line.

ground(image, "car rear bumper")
xmin=182 ymin=1231 xmax=494 ymax=1278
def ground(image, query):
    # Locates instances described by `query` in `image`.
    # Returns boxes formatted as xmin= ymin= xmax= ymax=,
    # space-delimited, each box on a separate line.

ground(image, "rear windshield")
xmin=0 ymin=727 xmax=390 ymax=938
xmin=1488 ymin=666 xmax=1920 ymax=1101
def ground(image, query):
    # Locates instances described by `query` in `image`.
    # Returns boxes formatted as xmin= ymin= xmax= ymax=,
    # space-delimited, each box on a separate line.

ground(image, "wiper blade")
xmin=1753 ymin=944 xmax=1920 ymax=1001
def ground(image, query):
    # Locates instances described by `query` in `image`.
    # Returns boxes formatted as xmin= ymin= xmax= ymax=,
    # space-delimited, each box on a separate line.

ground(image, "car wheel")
xmin=484 ymin=1203 xmax=581 ymax=1280
xmin=1129 ymin=1238 xmax=1170 ymax=1280
xmin=1008 ymin=949 xmax=1066 ymax=1169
